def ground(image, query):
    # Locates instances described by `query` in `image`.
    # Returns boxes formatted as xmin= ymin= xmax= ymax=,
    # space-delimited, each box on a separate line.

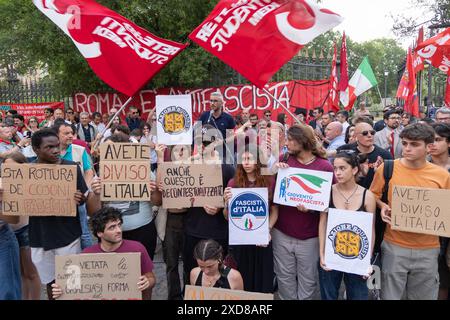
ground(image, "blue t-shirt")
xmin=199 ymin=111 xmax=236 ymax=140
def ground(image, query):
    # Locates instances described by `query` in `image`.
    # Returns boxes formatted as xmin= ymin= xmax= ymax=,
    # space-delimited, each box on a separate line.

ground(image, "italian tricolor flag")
xmin=340 ymin=56 xmax=378 ymax=110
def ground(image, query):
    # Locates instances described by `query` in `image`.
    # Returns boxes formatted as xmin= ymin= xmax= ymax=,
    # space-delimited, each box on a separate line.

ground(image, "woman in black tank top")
xmin=190 ymin=239 xmax=243 ymax=290
xmin=318 ymin=151 xmax=377 ymax=300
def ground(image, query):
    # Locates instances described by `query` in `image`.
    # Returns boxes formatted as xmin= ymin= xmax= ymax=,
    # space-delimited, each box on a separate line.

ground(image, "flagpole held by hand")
xmin=92 ymin=96 xmax=134 ymax=150
xmin=262 ymin=87 xmax=302 ymax=125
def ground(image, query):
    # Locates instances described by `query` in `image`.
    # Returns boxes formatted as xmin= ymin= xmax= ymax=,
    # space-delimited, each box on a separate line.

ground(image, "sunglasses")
xmin=360 ymin=130 xmax=376 ymax=136
xmin=210 ymin=99 xmax=220 ymax=103
xmin=67 ymin=111 xmax=74 ymax=114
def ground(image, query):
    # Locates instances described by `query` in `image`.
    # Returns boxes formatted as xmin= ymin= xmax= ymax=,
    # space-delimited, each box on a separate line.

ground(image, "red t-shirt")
xmin=273 ymin=155 xmax=336 ymax=240
xmin=82 ymin=240 xmax=154 ymax=274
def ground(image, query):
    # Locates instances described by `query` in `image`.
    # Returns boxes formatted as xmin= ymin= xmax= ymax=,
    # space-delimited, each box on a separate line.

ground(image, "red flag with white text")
xmin=404 ymin=48 xmax=419 ymax=117
xmin=416 ymin=28 xmax=450 ymax=75
xmin=189 ymin=0 xmax=343 ymax=89
xmin=327 ymin=44 xmax=339 ymax=112
xmin=33 ymin=0 xmax=188 ymax=96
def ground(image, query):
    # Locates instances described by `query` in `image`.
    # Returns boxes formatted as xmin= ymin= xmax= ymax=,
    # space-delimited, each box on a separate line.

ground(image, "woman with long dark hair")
xmin=318 ymin=151 xmax=376 ymax=300
xmin=223 ymin=149 xmax=278 ymax=293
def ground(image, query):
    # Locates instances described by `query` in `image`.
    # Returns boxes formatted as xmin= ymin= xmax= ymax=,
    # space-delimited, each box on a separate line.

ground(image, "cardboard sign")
xmin=55 ymin=253 xmax=141 ymax=300
xmin=159 ymin=163 xmax=224 ymax=209
xmin=1 ymin=163 xmax=77 ymax=216
xmin=100 ymin=143 xmax=152 ymax=201
xmin=273 ymin=168 xmax=333 ymax=211
xmin=156 ymin=94 xmax=193 ymax=145
xmin=184 ymin=285 xmax=273 ymax=300
xmin=228 ymin=188 xmax=269 ymax=245
xmin=391 ymin=185 xmax=450 ymax=237
xmin=324 ymin=208 xmax=374 ymax=276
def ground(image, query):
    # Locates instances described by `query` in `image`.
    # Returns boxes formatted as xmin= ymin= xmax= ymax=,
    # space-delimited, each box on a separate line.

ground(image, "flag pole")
xmin=376 ymin=85 xmax=386 ymax=107
xmin=262 ymin=87 xmax=302 ymax=125
xmin=92 ymin=96 xmax=134 ymax=150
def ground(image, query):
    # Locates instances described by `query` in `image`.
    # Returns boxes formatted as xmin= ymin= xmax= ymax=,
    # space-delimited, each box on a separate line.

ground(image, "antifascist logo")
xmin=328 ymin=223 xmax=369 ymax=260
xmin=229 ymin=192 xmax=268 ymax=231
xmin=158 ymin=106 xmax=191 ymax=135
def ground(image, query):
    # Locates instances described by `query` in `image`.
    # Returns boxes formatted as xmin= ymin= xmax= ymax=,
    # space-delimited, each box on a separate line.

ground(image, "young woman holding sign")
xmin=223 ymin=149 xmax=278 ymax=293
xmin=318 ymin=151 xmax=376 ymax=300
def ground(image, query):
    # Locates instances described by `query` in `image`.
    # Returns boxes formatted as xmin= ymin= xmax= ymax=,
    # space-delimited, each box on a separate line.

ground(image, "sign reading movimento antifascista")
xmin=100 ymin=143 xmax=151 ymax=201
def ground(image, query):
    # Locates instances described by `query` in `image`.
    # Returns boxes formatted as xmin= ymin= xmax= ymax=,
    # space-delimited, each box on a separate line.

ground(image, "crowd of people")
xmin=1 ymin=95 xmax=450 ymax=301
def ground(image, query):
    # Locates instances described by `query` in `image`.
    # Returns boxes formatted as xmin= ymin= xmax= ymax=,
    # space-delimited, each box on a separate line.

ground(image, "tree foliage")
xmin=0 ymin=0 xmax=405 ymax=102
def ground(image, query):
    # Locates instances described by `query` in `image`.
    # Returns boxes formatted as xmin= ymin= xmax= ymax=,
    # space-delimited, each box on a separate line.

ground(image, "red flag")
xmin=404 ymin=48 xmax=419 ymax=117
xmin=33 ymin=0 xmax=188 ymax=96
xmin=327 ymin=44 xmax=339 ymax=112
xmin=189 ymin=0 xmax=343 ymax=88
xmin=338 ymin=32 xmax=348 ymax=92
xmin=445 ymin=75 xmax=450 ymax=107
xmin=416 ymin=27 xmax=450 ymax=75
xmin=417 ymin=26 xmax=424 ymax=45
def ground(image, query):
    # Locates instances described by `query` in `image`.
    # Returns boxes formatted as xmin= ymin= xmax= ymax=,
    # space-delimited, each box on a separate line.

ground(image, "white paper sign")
xmin=324 ymin=208 xmax=374 ymax=276
xmin=273 ymin=168 xmax=333 ymax=211
xmin=156 ymin=94 xmax=193 ymax=145
xmin=228 ymin=188 xmax=269 ymax=246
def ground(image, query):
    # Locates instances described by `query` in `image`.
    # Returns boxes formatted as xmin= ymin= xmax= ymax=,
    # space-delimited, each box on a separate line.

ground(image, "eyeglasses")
xmin=360 ymin=130 xmax=376 ymax=136
xmin=66 ymin=111 xmax=74 ymax=114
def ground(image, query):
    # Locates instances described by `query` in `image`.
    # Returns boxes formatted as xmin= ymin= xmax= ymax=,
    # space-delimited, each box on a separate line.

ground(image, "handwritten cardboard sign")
xmin=159 ymin=163 xmax=224 ymax=209
xmin=184 ymin=285 xmax=273 ymax=300
xmin=391 ymin=185 xmax=450 ymax=237
xmin=274 ymin=167 xmax=333 ymax=211
xmin=100 ymin=143 xmax=152 ymax=201
xmin=1 ymin=163 xmax=77 ymax=216
xmin=55 ymin=253 xmax=141 ymax=300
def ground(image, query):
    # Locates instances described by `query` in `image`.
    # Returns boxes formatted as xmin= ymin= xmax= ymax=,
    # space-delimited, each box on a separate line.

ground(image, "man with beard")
xmin=375 ymin=109 xmax=403 ymax=159
xmin=51 ymin=207 xmax=155 ymax=300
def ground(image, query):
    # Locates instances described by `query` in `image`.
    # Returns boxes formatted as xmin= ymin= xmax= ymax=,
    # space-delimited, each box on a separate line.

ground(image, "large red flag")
xmin=404 ymin=48 xmax=419 ymax=117
xmin=416 ymin=27 xmax=450 ymax=75
xmin=327 ymin=44 xmax=339 ymax=112
xmin=33 ymin=0 xmax=188 ymax=96
xmin=338 ymin=32 xmax=348 ymax=93
xmin=189 ymin=0 xmax=343 ymax=88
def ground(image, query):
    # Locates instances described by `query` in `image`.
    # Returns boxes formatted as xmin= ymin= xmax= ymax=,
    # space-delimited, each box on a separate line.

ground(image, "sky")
xmin=320 ymin=0 xmax=433 ymax=48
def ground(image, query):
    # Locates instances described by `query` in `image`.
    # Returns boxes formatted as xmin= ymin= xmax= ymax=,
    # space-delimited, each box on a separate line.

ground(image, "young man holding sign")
xmin=272 ymin=124 xmax=335 ymax=300
xmin=52 ymin=207 xmax=155 ymax=300
xmin=28 ymin=129 xmax=102 ymax=300
xmin=370 ymin=123 xmax=450 ymax=300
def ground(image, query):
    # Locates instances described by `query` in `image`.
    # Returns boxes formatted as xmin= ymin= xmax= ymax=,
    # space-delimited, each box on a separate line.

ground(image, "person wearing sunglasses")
xmin=374 ymin=109 xmax=403 ymax=159
xmin=126 ymin=106 xmax=144 ymax=131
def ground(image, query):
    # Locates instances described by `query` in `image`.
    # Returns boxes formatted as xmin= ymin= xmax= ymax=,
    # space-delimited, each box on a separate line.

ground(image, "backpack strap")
xmin=381 ymin=160 xmax=394 ymax=203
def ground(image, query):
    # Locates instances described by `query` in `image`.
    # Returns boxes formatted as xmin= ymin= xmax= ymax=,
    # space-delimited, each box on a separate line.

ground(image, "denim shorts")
xmin=14 ymin=225 xmax=30 ymax=248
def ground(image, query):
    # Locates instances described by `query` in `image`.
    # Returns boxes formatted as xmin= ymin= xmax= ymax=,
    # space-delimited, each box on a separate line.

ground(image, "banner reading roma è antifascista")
xmin=73 ymin=80 xmax=330 ymax=124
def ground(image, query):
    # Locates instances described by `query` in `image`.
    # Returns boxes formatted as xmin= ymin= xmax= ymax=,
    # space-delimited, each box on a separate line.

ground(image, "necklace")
xmin=300 ymin=156 xmax=316 ymax=165
xmin=336 ymin=185 xmax=358 ymax=209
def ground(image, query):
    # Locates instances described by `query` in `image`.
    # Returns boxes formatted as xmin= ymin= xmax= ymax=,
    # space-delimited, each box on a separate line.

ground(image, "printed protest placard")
xmin=1 ymin=163 xmax=77 ymax=216
xmin=184 ymin=285 xmax=273 ymax=300
xmin=159 ymin=163 xmax=223 ymax=209
xmin=55 ymin=253 xmax=141 ymax=300
xmin=324 ymin=208 xmax=374 ymax=276
xmin=228 ymin=188 xmax=269 ymax=245
xmin=391 ymin=185 xmax=450 ymax=237
xmin=273 ymin=168 xmax=333 ymax=211
xmin=156 ymin=94 xmax=193 ymax=145
xmin=100 ymin=143 xmax=151 ymax=201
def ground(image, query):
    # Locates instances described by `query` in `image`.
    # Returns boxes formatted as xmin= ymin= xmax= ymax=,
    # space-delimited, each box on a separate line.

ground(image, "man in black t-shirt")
xmin=337 ymin=120 xmax=392 ymax=256
xmin=28 ymin=129 xmax=102 ymax=300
